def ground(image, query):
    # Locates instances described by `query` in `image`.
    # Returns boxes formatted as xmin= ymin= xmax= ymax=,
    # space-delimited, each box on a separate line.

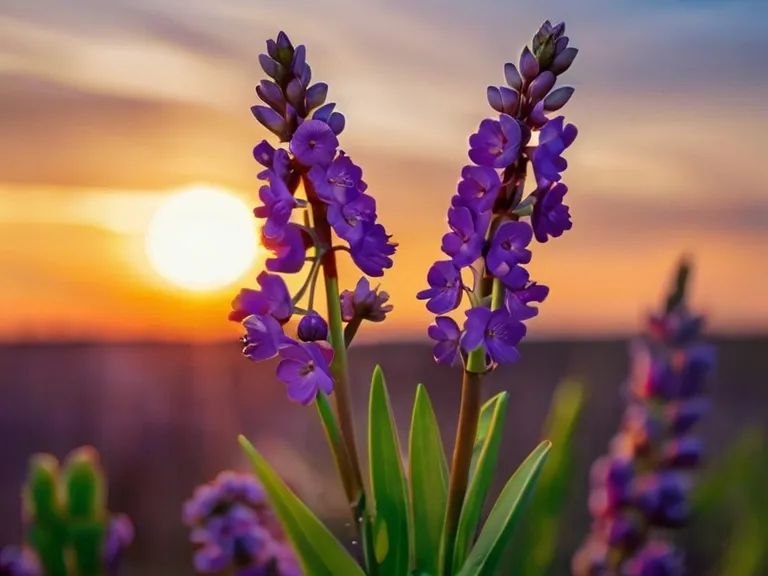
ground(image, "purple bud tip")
xmin=528 ymin=71 xmax=557 ymax=102
xmin=504 ymin=63 xmax=523 ymax=90
xmin=550 ymin=47 xmax=578 ymax=75
xmin=297 ymin=312 xmax=329 ymax=342
xmin=520 ymin=46 xmax=540 ymax=80
xmin=543 ymin=86 xmax=575 ymax=112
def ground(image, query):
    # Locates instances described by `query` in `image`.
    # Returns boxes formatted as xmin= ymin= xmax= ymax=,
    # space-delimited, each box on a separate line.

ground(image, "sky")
xmin=0 ymin=0 xmax=766 ymax=342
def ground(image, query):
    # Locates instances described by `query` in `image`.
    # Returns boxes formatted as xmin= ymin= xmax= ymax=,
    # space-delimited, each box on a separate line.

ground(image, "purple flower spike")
xmin=349 ymin=222 xmax=397 ymax=277
xmin=328 ymin=193 xmax=377 ymax=244
xmin=532 ymin=116 xmax=578 ymax=185
xmin=298 ymin=311 xmax=329 ymax=342
xmin=263 ymin=223 xmax=308 ymax=274
xmin=417 ymin=260 xmax=464 ymax=315
xmin=252 ymin=173 xmax=298 ymax=239
xmin=457 ymin=165 xmax=502 ymax=213
xmin=242 ymin=314 xmax=288 ymax=362
xmin=486 ymin=221 xmax=533 ymax=277
xmin=441 ymin=206 xmax=491 ymax=268
xmin=307 ymin=151 xmax=366 ymax=204
xmin=230 ymin=271 xmax=293 ymax=324
xmin=277 ymin=340 xmax=335 ymax=404
xmin=461 ymin=307 xmax=526 ymax=365
xmin=340 ymin=277 xmax=393 ymax=322
xmin=290 ymin=119 xmax=339 ymax=166
xmin=532 ymin=182 xmax=572 ymax=243
xmin=468 ymin=114 xmax=523 ymax=169
xmin=428 ymin=316 xmax=462 ymax=366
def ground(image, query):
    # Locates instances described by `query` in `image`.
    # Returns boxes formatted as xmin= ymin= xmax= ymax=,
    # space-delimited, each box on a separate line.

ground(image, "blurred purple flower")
xmin=0 ymin=547 xmax=40 ymax=576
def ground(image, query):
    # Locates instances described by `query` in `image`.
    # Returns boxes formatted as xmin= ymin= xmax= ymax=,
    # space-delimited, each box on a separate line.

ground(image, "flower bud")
xmin=528 ymin=71 xmax=556 ymax=102
xmin=298 ymin=311 xmax=329 ymax=342
xmin=543 ymin=86 xmax=575 ymax=112
xmin=251 ymin=106 xmax=288 ymax=140
xmin=256 ymin=80 xmax=286 ymax=114
xmin=306 ymin=83 xmax=328 ymax=111
xmin=504 ymin=62 xmax=523 ymax=90
xmin=519 ymin=46 xmax=539 ymax=80
xmin=550 ymin=47 xmax=578 ymax=75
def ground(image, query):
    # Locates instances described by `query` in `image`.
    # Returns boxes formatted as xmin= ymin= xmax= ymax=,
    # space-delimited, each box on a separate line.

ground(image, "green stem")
xmin=490 ymin=278 xmax=505 ymax=311
xmin=344 ymin=317 xmax=363 ymax=348
xmin=440 ymin=367 xmax=484 ymax=576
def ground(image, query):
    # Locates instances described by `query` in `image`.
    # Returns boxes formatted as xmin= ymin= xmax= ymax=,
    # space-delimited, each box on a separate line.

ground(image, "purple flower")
xmin=428 ymin=316 xmax=462 ymax=366
xmin=307 ymin=152 xmax=366 ymax=204
xmin=104 ymin=514 xmax=134 ymax=571
xmin=468 ymin=114 xmax=523 ymax=168
xmin=193 ymin=505 xmax=271 ymax=573
xmin=262 ymin=223 xmax=308 ymax=274
xmin=349 ymin=222 xmax=396 ymax=277
xmin=531 ymin=116 xmax=577 ymax=185
xmin=340 ymin=277 xmax=393 ymax=322
xmin=252 ymin=173 xmax=298 ymax=239
xmin=0 ymin=547 xmax=40 ymax=576
xmin=460 ymin=307 xmax=526 ymax=364
xmin=441 ymin=206 xmax=491 ymax=268
xmin=253 ymin=145 xmax=292 ymax=183
xmin=242 ymin=314 xmax=289 ymax=363
xmin=623 ymin=542 xmax=683 ymax=576
xmin=297 ymin=311 xmax=329 ymax=342
xmin=290 ymin=119 xmax=339 ymax=167
xmin=417 ymin=261 xmax=464 ymax=315
xmin=457 ymin=165 xmax=502 ymax=213
xmin=531 ymin=182 xmax=572 ymax=243
xmin=504 ymin=280 xmax=549 ymax=320
xmin=486 ymin=221 xmax=532 ymax=278
xmin=229 ymin=272 xmax=293 ymax=324
xmin=312 ymin=102 xmax=346 ymax=135
xmin=276 ymin=340 xmax=335 ymax=404
xmin=328 ymin=193 xmax=377 ymax=244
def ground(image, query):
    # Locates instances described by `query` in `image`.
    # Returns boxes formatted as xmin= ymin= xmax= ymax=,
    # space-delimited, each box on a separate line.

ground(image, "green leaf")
xmin=453 ymin=392 xmax=509 ymax=570
xmin=238 ymin=436 xmax=364 ymax=576
xmin=409 ymin=384 xmax=448 ymax=575
xmin=368 ymin=366 xmax=410 ymax=575
xmin=457 ymin=441 xmax=552 ymax=576
xmin=503 ymin=380 xmax=585 ymax=574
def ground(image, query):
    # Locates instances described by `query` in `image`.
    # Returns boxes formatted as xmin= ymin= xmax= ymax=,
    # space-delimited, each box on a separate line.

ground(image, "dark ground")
xmin=1 ymin=337 xmax=766 ymax=575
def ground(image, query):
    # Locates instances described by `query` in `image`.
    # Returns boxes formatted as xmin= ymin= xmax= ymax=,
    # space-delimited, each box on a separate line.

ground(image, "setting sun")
xmin=145 ymin=186 xmax=258 ymax=291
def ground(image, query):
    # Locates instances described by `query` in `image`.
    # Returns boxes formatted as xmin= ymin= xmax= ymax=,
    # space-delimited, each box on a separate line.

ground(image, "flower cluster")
xmin=418 ymin=21 xmax=577 ymax=368
xmin=0 ymin=515 xmax=133 ymax=576
xmin=183 ymin=471 xmax=301 ymax=576
xmin=572 ymin=265 xmax=715 ymax=576
xmin=231 ymin=31 xmax=396 ymax=404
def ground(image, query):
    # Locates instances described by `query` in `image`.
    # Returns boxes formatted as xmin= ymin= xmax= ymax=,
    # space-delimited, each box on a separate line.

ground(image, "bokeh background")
xmin=1 ymin=0 xmax=766 ymax=574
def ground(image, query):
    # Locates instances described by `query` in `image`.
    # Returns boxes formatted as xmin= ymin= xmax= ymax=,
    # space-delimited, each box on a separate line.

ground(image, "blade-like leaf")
xmin=457 ymin=441 xmax=552 ymax=576
xmin=453 ymin=392 xmax=509 ymax=570
xmin=238 ymin=436 xmax=364 ymax=576
xmin=504 ymin=380 xmax=585 ymax=574
xmin=368 ymin=365 xmax=410 ymax=575
xmin=409 ymin=384 xmax=448 ymax=575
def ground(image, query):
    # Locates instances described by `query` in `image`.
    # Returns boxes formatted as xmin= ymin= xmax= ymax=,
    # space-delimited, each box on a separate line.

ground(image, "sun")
xmin=145 ymin=186 xmax=258 ymax=291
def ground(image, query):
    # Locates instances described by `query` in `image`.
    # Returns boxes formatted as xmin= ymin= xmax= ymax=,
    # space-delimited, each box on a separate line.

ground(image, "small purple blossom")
xmin=468 ymin=114 xmax=523 ymax=169
xmin=252 ymin=173 xmax=299 ymax=239
xmin=340 ymin=277 xmax=392 ymax=322
xmin=486 ymin=221 xmax=533 ymax=277
xmin=297 ymin=311 xmax=329 ymax=342
xmin=230 ymin=272 xmax=293 ymax=324
xmin=328 ymin=193 xmax=377 ymax=244
xmin=428 ymin=316 xmax=462 ymax=366
xmin=531 ymin=182 xmax=572 ymax=243
xmin=531 ymin=116 xmax=577 ymax=185
xmin=307 ymin=152 xmax=366 ymax=204
xmin=289 ymin=119 xmax=339 ymax=167
xmin=242 ymin=314 xmax=289 ymax=363
xmin=457 ymin=165 xmax=502 ymax=212
xmin=623 ymin=542 xmax=683 ymax=576
xmin=417 ymin=261 xmax=464 ymax=315
xmin=104 ymin=514 xmax=134 ymax=571
xmin=504 ymin=280 xmax=549 ymax=320
xmin=262 ymin=223 xmax=308 ymax=274
xmin=0 ymin=547 xmax=40 ymax=576
xmin=349 ymin=222 xmax=396 ymax=277
xmin=460 ymin=307 xmax=526 ymax=365
xmin=441 ymin=206 xmax=491 ymax=268
xmin=193 ymin=506 xmax=271 ymax=573
xmin=253 ymin=143 xmax=293 ymax=183
xmin=276 ymin=340 xmax=335 ymax=404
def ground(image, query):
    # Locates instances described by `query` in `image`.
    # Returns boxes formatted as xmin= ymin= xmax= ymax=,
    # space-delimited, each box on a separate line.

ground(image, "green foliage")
xmin=368 ymin=366 xmax=411 ymax=575
xmin=502 ymin=379 xmax=585 ymax=575
xmin=452 ymin=392 xmax=509 ymax=570
xmin=22 ymin=447 xmax=110 ymax=576
xmin=456 ymin=441 xmax=552 ymax=576
xmin=409 ymin=384 xmax=449 ymax=575
xmin=692 ymin=427 xmax=768 ymax=576
xmin=238 ymin=435 xmax=366 ymax=576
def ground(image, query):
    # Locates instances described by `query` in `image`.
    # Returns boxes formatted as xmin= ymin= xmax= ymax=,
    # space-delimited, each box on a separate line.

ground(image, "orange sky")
xmin=1 ymin=0 xmax=766 ymax=342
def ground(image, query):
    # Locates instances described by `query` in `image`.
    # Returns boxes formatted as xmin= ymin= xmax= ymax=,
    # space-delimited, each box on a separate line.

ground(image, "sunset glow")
xmin=145 ymin=186 xmax=258 ymax=291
